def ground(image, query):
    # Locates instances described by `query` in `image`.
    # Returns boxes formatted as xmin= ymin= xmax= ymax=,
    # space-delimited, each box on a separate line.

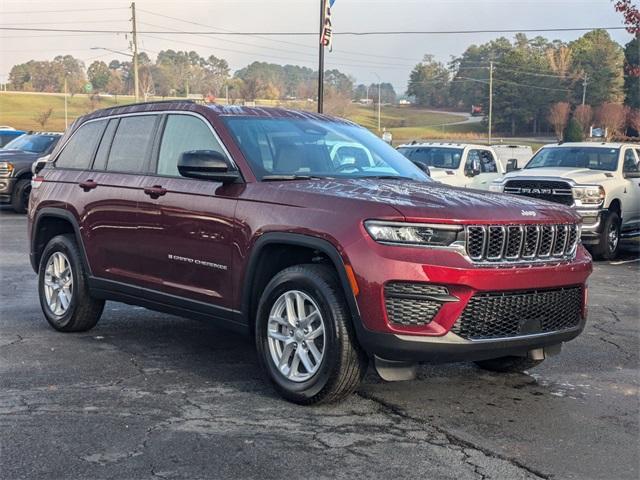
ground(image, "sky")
xmin=0 ymin=0 xmax=634 ymax=93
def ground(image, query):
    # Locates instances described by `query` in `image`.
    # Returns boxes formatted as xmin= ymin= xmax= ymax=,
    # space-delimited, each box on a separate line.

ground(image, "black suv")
xmin=0 ymin=132 xmax=61 ymax=213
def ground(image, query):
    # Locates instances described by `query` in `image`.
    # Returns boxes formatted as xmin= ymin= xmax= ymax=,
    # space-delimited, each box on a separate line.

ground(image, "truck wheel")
xmin=590 ymin=211 xmax=621 ymax=261
xmin=255 ymin=264 xmax=368 ymax=405
xmin=11 ymin=178 xmax=31 ymax=213
xmin=38 ymin=234 xmax=104 ymax=332
xmin=475 ymin=356 xmax=543 ymax=373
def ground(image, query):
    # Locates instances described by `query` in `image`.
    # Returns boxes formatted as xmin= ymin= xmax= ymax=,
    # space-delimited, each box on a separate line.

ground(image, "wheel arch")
xmin=241 ymin=233 xmax=361 ymax=338
xmin=31 ymin=208 xmax=91 ymax=275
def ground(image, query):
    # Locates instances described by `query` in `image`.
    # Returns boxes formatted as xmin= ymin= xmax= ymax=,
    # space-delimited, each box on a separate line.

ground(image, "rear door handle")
xmin=144 ymin=185 xmax=167 ymax=199
xmin=78 ymin=180 xmax=98 ymax=191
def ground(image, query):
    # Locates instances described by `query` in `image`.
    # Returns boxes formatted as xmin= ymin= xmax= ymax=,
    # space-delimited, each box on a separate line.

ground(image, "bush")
xmin=563 ymin=118 xmax=584 ymax=142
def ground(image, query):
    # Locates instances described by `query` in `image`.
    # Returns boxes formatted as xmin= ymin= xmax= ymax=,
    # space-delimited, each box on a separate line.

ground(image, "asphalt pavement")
xmin=1 ymin=209 xmax=638 ymax=480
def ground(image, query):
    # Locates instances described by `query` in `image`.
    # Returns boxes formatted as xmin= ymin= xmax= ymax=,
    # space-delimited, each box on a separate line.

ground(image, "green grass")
xmin=0 ymin=92 xmax=481 ymax=142
xmin=0 ymin=92 xmax=137 ymax=131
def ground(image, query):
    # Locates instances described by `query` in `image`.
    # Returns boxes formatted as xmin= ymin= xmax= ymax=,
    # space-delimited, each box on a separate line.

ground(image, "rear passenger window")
xmin=92 ymin=119 xmax=119 ymax=170
xmin=55 ymin=120 xmax=106 ymax=169
xmin=107 ymin=115 xmax=157 ymax=173
xmin=157 ymin=114 xmax=227 ymax=177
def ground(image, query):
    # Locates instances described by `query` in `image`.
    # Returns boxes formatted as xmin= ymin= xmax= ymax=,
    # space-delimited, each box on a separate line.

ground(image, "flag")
xmin=321 ymin=0 xmax=335 ymax=50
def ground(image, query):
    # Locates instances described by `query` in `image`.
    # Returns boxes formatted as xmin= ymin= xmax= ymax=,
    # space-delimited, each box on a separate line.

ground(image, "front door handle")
xmin=78 ymin=179 xmax=98 ymax=191
xmin=144 ymin=185 xmax=167 ymax=199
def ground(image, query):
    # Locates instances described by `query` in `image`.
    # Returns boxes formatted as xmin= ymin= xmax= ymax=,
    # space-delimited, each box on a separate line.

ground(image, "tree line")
xmin=407 ymin=29 xmax=638 ymax=137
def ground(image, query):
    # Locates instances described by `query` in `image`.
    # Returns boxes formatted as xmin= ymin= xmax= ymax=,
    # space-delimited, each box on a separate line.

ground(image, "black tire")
xmin=255 ymin=264 xmax=368 ymax=405
xmin=11 ymin=178 xmax=31 ymax=214
xmin=475 ymin=356 xmax=543 ymax=373
xmin=38 ymin=234 xmax=104 ymax=332
xmin=589 ymin=211 xmax=621 ymax=261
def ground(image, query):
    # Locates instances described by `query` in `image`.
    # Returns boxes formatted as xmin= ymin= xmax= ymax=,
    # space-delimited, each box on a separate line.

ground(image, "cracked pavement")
xmin=1 ymin=210 xmax=638 ymax=479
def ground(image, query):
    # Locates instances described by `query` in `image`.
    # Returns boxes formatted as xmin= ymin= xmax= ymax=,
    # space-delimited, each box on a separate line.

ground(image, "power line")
xmin=0 ymin=26 xmax=628 ymax=35
xmin=137 ymin=8 xmax=423 ymax=63
xmin=0 ymin=7 xmax=128 ymax=14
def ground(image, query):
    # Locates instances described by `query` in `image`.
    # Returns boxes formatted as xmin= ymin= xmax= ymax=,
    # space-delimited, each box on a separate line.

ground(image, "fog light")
xmin=579 ymin=212 xmax=599 ymax=226
xmin=0 ymin=182 xmax=6 ymax=189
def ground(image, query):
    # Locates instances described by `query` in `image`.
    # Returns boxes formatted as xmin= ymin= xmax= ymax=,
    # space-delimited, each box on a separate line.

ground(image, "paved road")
xmin=1 ymin=210 xmax=638 ymax=480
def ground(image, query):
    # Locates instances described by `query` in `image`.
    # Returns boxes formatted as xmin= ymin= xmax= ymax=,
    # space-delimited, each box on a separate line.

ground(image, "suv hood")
xmin=504 ymin=167 xmax=614 ymax=185
xmin=267 ymin=178 xmax=579 ymax=224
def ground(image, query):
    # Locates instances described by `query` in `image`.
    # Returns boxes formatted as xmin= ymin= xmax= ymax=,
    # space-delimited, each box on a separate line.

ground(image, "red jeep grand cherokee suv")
xmin=28 ymin=101 xmax=592 ymax=404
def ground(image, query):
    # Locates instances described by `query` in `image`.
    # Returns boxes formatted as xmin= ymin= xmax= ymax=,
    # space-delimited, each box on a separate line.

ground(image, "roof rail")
xmin=97 ymin=99 xmax=196 ymax=113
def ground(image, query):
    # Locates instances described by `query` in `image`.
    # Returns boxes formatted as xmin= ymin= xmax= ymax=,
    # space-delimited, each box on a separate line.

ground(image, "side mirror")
xmin=411 ymin=159 xmax=431 ymax=177
xmin=178 ymin=150 xmax=239 ymax=183
xmin=506 ymin=158 xmax=519 ymax=173
xmin=465 ymin=158 xmax=481 ymax=177
xmin=623 ymin=170 xmax=640 ymax=179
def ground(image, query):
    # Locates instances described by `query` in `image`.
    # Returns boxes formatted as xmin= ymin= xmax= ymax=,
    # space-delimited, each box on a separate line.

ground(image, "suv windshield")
xmin=526 ymin=146 xmax=619 ymax=172
xmin=396 ymin=146 xmax=463 ymax=169
xmin=3 ymin=134 xmax=59 ymax=154
xmin=222 ymin=117 xmax=430 ymax=181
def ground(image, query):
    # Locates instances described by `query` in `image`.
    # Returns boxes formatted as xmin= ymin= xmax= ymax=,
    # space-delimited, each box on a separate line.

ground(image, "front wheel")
xmin=255 ymin=264 xmax=368 ymax=405
xmin=590 ymin=211 xmax=620 ymax=261
xmin=11 ymin=178 xmax=31 ymax=213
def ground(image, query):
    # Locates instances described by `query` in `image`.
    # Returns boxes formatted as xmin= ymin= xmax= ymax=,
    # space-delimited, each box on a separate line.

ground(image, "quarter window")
xmin=55 ymin=120 xmax=106 ymax=169
xmin=157 ymin=114 xmax=227 ymax=177
xmin=623 ymin=149 xmax=640 ymax=173
xmin=106 ymin=115 xmax=157 ymax=173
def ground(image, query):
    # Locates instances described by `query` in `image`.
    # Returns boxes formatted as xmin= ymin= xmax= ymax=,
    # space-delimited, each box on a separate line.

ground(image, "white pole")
xmin=488 ymin=61 xmax=493 ymax=144
xmin=64 ymin=77 xmax=68 ymax=129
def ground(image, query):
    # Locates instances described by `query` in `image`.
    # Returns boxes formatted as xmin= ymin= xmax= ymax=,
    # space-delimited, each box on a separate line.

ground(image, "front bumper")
xmin=0 ymin=176 xmax=16 ymax=203
xmin=344 ymin=236 xmax=592 ymax=362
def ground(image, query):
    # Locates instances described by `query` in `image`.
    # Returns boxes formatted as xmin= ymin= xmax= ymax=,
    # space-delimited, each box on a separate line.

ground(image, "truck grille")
xmin=504 ymin=180 xmax=574 ymax=206
xmin=466 ymin=224 xmax=579 ymax=264
xmin=0 ymin=164 xmax=12 ymax=177
xmin=384 ymin=282 xmax=449 ymax=326
xmin=451 ymin=286 xmax=583 ymax=340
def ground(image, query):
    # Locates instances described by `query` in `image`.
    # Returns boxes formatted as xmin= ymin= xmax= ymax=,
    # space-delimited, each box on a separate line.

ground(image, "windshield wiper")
xmin=365 ymin=175 xmax=416 ymax=181
xmin=262 ymin=174 xmax=327 ymax=181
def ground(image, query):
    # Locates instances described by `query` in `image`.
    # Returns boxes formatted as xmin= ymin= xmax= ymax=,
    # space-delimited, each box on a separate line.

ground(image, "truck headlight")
xmin=489 ymin=183 xmax=504 ymax=193
xmin=364 ymin=220 xmax=463 ymax=247
xmin=0 ymin=162 xmax=15 ymax=176
xmin=572 ymin=186 xmax=604 ymax=206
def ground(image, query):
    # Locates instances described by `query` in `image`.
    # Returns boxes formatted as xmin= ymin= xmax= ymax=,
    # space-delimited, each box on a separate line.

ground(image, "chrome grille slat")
xmin=464 ymin=224 xmax=579 ymax=265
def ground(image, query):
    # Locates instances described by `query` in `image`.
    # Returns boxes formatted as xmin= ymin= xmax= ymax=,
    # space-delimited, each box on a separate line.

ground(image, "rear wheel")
xmin=11 ymin=178 xmax=31 ymax=213
xmin=475 ymin=356 xmax=543 ymax=373
xmin=38 ymin=234 xmax=104 ymax=332
xmin=255 ymin=264 xmax=368 ymax=404
xmin=590 ymin=211 xmax=620 ymax=261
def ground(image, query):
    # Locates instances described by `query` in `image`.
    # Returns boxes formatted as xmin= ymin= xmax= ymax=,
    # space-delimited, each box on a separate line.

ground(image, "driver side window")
xmin=157 ymin=114 xmax=227 ymax=177
xmin=623 ymin=149 xmax=640 ymax=173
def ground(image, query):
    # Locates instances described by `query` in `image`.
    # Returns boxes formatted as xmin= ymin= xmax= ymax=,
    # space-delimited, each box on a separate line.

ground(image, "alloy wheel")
xmin=44 ymin=252 xmax=73 ymax=316
xmin=608 ymin=221 xmax=619 ymax=253
xmin=267 ymin=290 xmax=326 ymax=382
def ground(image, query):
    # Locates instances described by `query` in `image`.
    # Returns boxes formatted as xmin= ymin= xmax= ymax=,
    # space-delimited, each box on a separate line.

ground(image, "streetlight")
xmin=90 ymin=46 xmax=133 ymax=58
xmin=373 ymin=72 xmax=381 ymax=132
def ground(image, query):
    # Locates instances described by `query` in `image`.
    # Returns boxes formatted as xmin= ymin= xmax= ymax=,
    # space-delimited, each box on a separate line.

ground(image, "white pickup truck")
xmin=396 ymin=142 xmax=511 ymax=190
xmin=490 ymin=142 xmax=640 ymax=259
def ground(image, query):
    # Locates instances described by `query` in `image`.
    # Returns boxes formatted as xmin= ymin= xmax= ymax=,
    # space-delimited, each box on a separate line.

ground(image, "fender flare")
xmin=31 ymin=207 xmax=91 ymax=275
xmin=241 ymin=232 xmax=361 ymax=328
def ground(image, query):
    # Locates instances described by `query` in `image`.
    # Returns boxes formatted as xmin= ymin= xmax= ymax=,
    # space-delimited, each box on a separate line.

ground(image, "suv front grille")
xmin=384 ymin=282 xmax=450 ymax=327
xmin=504 ymin=180 xmax=574 ymax=206
xmin=466 ymin=224 xmax=579 ymax=264
xmin=451 ymin=286 xmax=583 ymax=340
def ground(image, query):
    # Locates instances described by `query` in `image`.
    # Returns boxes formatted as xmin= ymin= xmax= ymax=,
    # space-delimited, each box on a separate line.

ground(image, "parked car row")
xmin=396 ymin=141 xmax=640 ymax=259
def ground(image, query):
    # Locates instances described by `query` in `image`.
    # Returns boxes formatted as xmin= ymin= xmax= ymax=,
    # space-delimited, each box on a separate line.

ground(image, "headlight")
xmin=0 ymin=162 xmax=15 ymax=175
xmin=572 ymin=186 xmax=604 ymax=206
xmin=364 ymin=220 xmax=463 ymax=247
xmin=489 ymin=184 xmax=504 ymax=193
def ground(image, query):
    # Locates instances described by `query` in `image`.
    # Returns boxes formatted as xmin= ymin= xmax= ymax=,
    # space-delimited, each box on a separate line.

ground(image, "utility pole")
xmin=131 ymin=2 xmax=140 ymax=102
xmin=488 ymin=61 xmax=494 ymax=144
xmin=64 ymin=77 xmax=68 ymax=129
xmin=225 ymin=84 xmax=229 ymax=104
xmin=373 ymin=72 xmax=381 ymax=131
xmin=581 ymin=73 xmax=588 ymax=105
xmin=317 ymin=0 xmax=326 ymax=113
